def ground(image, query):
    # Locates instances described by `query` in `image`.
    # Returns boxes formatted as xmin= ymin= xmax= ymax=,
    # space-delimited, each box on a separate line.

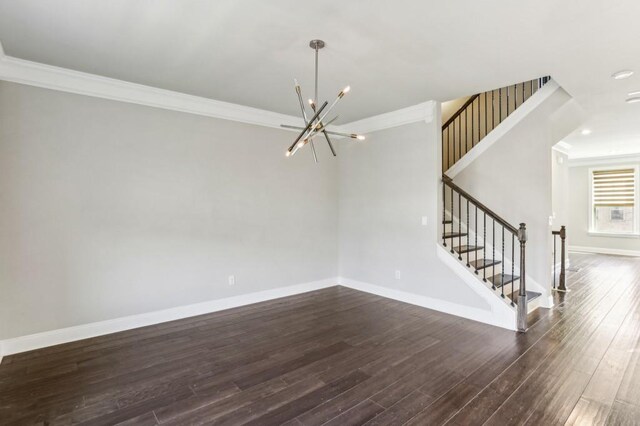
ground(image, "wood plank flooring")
xmin=1 ymin=252 xmax=640 ymax=425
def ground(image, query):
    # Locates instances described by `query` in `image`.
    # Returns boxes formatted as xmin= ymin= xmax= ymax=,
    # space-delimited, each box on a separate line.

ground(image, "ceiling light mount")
xmin=281 ymin=39 xmax=365 ymax=162
xmin=309 ymin=39 xmax=325 ymax=50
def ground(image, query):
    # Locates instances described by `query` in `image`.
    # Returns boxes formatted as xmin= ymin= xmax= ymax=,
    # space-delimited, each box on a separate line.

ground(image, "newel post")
xmin=517 ymin=223 xmax=528 ymax=332
xmin=558 ymin=226 xmax=567 ymax=292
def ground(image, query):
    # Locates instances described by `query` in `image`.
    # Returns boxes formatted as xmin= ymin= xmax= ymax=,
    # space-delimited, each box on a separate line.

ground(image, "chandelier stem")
xmin=314 ymin=45 xmax=319 ymax=105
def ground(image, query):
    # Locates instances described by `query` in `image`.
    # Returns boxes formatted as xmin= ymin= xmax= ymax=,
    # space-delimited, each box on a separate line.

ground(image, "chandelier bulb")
xmin=356 ymin=135 xmax=366 ymax=140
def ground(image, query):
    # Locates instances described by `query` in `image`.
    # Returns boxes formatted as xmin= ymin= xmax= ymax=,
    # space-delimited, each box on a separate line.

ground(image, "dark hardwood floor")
xmin=1 ymin=252 xmax=640 ymax=425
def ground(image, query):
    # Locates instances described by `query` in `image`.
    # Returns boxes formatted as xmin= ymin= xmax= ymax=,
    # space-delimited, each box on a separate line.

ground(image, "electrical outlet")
xmin=228 ymin=275 xmax=235 ymax=286
xmin=395 ymin=270 xmax=401 ymax=280
xmin=421 ymin=216 xmax=428 ymax=226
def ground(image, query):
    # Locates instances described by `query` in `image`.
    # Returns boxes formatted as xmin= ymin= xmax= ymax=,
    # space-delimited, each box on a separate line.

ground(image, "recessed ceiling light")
xmin=612 ymin=70 xmax=634 ymax=80
xmin=626 ymin=96 xmax=640 ymax=104
xmin=581 ymin=129 xmax=592 ymax=135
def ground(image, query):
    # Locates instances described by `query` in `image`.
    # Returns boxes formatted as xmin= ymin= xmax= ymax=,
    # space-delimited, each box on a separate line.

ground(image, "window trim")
xmin=588 ymin=164 xmax=640 ymax=237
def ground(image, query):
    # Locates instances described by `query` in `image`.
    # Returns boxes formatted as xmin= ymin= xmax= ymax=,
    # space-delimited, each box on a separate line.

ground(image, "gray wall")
xmin=337 ymin=119 xmax=490 ymax=310
xmin=0 ymin=81 xmax=339 ymax=339
xmin=568 ymin=159 xmax=640 ymax=253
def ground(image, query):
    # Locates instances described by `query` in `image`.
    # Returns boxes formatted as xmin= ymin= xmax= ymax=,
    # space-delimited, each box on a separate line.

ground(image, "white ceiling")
xmin=0 ymin=0 xmax=639 ymax=155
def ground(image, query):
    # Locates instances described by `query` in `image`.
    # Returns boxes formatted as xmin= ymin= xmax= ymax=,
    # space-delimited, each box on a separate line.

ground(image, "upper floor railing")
xmin=442 ymin=77 xmax=551 ymax=171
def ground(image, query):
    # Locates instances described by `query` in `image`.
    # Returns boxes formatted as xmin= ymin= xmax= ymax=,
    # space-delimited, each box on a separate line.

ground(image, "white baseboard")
xmin=569 ymin=245 xmax=640 ymax=257
xmin=338 ymin=273 xmax=517 ymax=331
xmin=0 ymin=278 xmax=337 ymax=358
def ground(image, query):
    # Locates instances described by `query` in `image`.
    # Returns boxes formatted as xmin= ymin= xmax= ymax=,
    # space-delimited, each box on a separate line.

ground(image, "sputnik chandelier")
xmin=282 ymin=39 xmax=365 ymax=162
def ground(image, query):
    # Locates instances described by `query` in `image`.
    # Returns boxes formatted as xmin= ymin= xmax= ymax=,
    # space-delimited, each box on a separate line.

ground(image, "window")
xmin=590 ymin=166 xmax=639 ymax=235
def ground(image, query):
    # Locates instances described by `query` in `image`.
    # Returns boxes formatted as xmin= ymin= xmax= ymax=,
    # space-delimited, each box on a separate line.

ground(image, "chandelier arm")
xmin=303 ymin=116 xmax=338 ymax=141
xmin=294 ymin=81 xmax=309 ymax=125
xmin=281 ymin=124 xmax=364 ymax=141
xmin=309 ymin=138 xmax=318 ymax=162
xmin=287 ymin=101 xmax=328 ymax=153
xmin=322 ymin=131 xmax=337 ymax=157
xmin=294 ymin=80 xmax=318 ymax=162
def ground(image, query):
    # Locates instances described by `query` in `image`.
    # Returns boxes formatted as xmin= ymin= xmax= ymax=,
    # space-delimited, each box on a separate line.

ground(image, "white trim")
xmin=569 ymin=245 xmax=640 ymax=257
xmin=446 ymin=80 xmax=561 ymax=178
xmin=339 ymin=269 xmax=517 ymax=331
xmin=0 ymin=278 xmax=337 ymax=357
xmin=0 ymin=50 xmax=434 ymax=136
xmin=0 ymin=54 xmax=305 ymax=131
xmin=553 ymin=141 xmax=572 ymax=155
xmin=588 ymin=164 xmax=639 ymax=236
xmin=344 ymin=101 xmax=436 ymax=134
xmin=569 ymin=153 xmax=640 ymax=167
xmin=587 ymin=231 xmax=640 ymax=238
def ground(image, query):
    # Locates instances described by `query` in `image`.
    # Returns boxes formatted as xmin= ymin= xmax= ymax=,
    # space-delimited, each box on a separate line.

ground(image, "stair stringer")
xmin=443 ymin=210 xmax=553 ymax=308
xmin=436 ymin=245 xmax=517 ymax=331
xmin=446 ymin=80 xmax=562 ymax=179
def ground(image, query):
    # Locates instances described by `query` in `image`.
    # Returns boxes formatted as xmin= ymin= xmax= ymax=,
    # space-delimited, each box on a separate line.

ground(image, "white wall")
xmin=0 ymin=81 xmax=339 ymax=340
xmin=552 ymin=150 xmax=570 ymax=230
xmin=337 ymin=115 xmax=490 ymax=310
xmin=568 ymin=158 xmax=640 ymax=255
xmin=454 ymin=87 xmax=573 ymax=291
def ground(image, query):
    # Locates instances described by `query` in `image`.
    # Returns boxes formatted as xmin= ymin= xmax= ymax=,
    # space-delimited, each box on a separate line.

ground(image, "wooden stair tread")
xmin=470 ymin=258 xmax=501 ymax=270
xmin=488 ymin=274 xmax=519 ymax=287
xmin=454 ymin=245 xmax=484 ymax=254
xmin=442 ymin=219 xmax=453 ymax=224
xmin=443 ymin=232 xmax=467 ymax=239
xmin=508 ymin=290 xmax=542 ymax=302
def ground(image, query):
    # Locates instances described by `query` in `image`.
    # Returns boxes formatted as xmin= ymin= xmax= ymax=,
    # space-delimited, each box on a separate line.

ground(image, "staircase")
xmin=440 ymin=77 xmax=551 ymax=332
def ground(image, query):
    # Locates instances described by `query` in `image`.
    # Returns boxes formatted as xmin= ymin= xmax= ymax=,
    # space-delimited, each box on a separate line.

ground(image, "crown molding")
xmin=552 ymin=141 xmax=572 ymax=155
xmin=568 ymin=152 xmax=640 ymax=167
xmin=0 ymin=48 xmax=434 ymax=135
xmin=0 ymin=53 xmax=305 ymax=130
xmin=343 ymin=101 xmax=436 ymax=134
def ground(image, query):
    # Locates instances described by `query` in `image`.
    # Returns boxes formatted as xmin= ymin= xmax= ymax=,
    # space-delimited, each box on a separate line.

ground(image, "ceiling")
xmin=0 ymin=0 xmax=639 ymax=155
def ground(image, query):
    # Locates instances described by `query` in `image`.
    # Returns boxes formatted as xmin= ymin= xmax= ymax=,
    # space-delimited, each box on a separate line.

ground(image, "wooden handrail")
xmin=442 ymin=174 xmax=519 ymax=235
xmin=442 ymin=94 xmax=480 ymax=130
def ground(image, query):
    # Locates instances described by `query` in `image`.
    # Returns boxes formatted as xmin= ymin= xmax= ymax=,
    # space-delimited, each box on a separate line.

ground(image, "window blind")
xmin=592 ymin=168 xmax=636 ymax=207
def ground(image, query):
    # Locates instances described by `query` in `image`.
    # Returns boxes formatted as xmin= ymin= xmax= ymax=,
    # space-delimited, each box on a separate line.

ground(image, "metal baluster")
xmin=501 ymin=227 xmax=505 ymax=298
xmin=475 ymin=205 xmax=479 ymax=274
xmin=483 ymin=212 xmax=487 ymax=282
xmin=466 ymin=198 xmax=470 ymax=267
xmin=458 ymin=192 xmax=462 ymax=260
xmin=442 ymin=182 xmax=447 ymax=247
xmin=450 ymin=186 xmax=454 ymax=254
xmin=499 ymin=88 xmax=502 ymax=124
xmin=442 ymin=130 xmax=445 ymax=172
xmin=477 ymin=96 xmax=480 ymax=144
xmin=531 ymin=78 xmax=535 ymax=98
xmin=511 ymin=233 xmax=515 ymax=306
xmin=522 ymin=82 xmax=525 ymax=106
xmin=491 ymin=219 xmax=496 ymax=289
xmin=484 ymin=92 xmax=488 ymax=138
xmin=449 ymin=126 xmax=453 ymax=170
xmin=456 ymin=116 xmax=460 ymax=163
xmin=471 ymin=101 xmax=475 ymax=148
